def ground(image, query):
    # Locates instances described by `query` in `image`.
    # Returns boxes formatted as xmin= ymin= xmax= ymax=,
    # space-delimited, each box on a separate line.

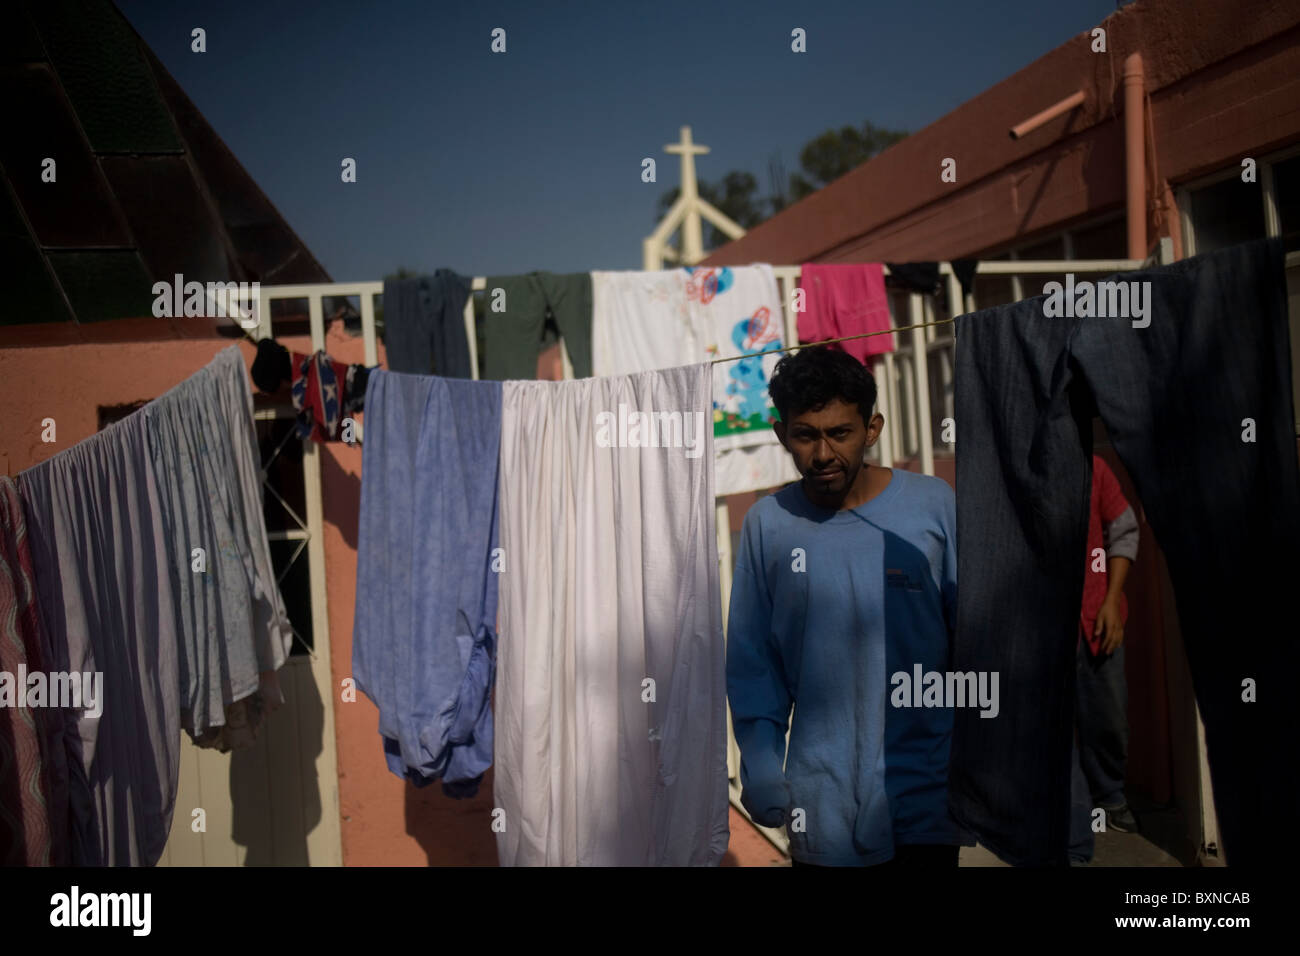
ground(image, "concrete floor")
xmin=720 ymin=806 xmax=790 ymax=866
xmin=723 ymin=801 xmax=1214 ymax=867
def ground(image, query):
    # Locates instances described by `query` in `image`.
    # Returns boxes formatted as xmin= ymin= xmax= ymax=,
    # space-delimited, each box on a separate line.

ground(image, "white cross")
xmin=664 ymin=126 xmax=710 ymax=264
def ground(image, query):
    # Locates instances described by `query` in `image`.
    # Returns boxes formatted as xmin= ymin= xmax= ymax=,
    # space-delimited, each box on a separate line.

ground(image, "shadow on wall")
xmin=229 ymin=661 xmax=324 ymax=865
xmin=404 ymin=768 xmax=501 ymax=866
xmin=320 ymin=447 xmax=362 ymax=550
xmin=404 ymin=689 xmax=500 ymax=866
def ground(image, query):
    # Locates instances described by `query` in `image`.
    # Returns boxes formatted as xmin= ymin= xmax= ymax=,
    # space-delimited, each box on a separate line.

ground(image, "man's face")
xmin=774 ymin=397 xmax=880 ymax=498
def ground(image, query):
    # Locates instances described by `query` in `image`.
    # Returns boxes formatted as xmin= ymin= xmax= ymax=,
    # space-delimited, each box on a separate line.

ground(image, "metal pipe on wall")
xmin=1124 ymin=52 xmax=1147 ymax=259
xmin=1009 ymin=89 xmax=1085 ymax=140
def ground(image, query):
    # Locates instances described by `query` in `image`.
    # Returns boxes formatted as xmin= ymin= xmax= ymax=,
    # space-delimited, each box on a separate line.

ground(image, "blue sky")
xmin=118 ymin=0 xmax=1120 ymax=280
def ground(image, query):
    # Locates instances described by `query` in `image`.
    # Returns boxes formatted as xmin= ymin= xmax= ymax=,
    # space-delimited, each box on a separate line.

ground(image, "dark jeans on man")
xmin=791 ymin=844 xmax=960 ymax=868
xmin=950 ymin=238 xmax=1300 ymax=867
xmin=1069 ymin=638 xmax=1128 ymax=862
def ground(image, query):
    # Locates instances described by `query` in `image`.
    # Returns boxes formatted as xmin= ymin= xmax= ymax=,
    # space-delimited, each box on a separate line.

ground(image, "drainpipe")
xmin=1124 ymin=52 xmax=1146 ymax=259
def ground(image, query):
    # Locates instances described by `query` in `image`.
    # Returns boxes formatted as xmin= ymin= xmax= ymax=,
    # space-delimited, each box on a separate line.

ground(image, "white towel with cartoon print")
xmin=592 ymin=264 xmax=797 ymax=497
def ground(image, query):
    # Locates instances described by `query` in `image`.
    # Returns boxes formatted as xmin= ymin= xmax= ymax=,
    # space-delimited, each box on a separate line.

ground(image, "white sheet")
xmin=494 ymin=363 xmax=729 ymax=865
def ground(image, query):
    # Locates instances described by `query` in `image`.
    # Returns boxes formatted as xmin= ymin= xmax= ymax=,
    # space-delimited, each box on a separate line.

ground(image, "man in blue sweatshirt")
xmin=726 ymin=345 xmax=969 ymax=867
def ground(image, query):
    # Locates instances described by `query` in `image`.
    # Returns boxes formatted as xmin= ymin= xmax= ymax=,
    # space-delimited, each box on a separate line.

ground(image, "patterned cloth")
xmin=590 ymin=265 xmax=798 ymax=496
xmin=290 ymin=350 xmax=368 ymax=442
xmin=0 ymin=477 xmax=56 ymax=865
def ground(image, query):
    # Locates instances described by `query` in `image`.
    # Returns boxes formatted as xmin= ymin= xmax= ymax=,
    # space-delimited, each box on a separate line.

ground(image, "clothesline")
xmin=253 ymin=315 xmax=958 ymax=372
xmin=250 ymin=270 xmax=960 ymax=376
xmin=708 ymin=315 xmax=958 ymax=366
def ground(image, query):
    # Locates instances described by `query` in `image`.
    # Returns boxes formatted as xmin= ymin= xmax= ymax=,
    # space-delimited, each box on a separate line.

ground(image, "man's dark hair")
xmin=767 ymin=346 xmax=877 ymax=425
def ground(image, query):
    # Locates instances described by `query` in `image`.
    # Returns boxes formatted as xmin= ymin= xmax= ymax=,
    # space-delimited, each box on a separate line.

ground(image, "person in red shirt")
xmin=1068 ymin=455 xmax=1139 ymax=865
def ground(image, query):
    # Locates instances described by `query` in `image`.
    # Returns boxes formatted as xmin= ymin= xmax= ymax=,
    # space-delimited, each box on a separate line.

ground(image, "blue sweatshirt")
xmin=726 ymin=468 xmax=967 ymax=865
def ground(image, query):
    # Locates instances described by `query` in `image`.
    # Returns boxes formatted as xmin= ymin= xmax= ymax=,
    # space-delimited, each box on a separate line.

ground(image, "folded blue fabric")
xmin=353 ymin=370 xmax=501 ymax=797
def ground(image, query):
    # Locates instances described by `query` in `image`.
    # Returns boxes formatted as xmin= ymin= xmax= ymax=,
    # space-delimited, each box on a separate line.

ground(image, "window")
xmin=972 ymin=252 xmax=1015 ymax=309
xmin=98 ymin=400 xmax=147 ymax=429
xmin=1188 ymin=177 xmax=1266 ymax=254
xmin=1271 ymin=155 xmax=1300 ymax=253
xmin=1018 ymin=235 xmax=1066 ymax=299
xmin=1071 ymin=217 xmax=1127 ymax=260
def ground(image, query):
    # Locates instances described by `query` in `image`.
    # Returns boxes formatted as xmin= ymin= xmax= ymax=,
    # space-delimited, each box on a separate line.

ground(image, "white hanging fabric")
xmin=493 ymin=363 xmax=729 ymax=865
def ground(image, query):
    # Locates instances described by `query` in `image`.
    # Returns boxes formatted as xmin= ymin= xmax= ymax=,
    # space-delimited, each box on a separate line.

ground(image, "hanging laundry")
xmin=352 ymin=370 xmax=501 ymax=797
xmin=494 ymin=363 xmax=729 ymax=865
xmin=3 ymin=471 xmax=84 ymax=867
xmin=883 ymin=260 xmax=979 ymax=301
xmin=693 ymin=263 xmax=799 ymax=497
xmin=952 ymin=258 xmax=979 ymax=298
xmin=591 ymin=266 xmax=798 ymax=497
xmin=950 ymin=238 xmax=1299 ymax=867
xmin=383 ymin=270 xmax=473 ymax=377
xmin=0 ymin=477 xmax=56 ymax=865
xmin=483 ymin=271 xmax=592 ymax=380
xmin=251 ymin=337 xmax=293 ymax=394
xmin=145 ymin=346 xmax=293 ymax=752
xmin=796 ymin=263 xmax=894 ymax=362
xmin=291 ymin=349 xmax=345 ymax=441
xmin=253 ymin=337 xmax=372 ymax=428
xmin=590 ymin=268 xmax=691 ymax=371
xmin=20 ymin=409 xmax=181 ymax=867
xmin=291 ymin=350 xmax=369 ymax=442
xmin=17 ymin=346 xmax=294 ymax=864
xmin=690 ymin=264 xmax=785 ymax=451
xmin=346 ymin=364 xmax=371 ymax=411
xmin=884 ymin=261 xmax=942 ymax=296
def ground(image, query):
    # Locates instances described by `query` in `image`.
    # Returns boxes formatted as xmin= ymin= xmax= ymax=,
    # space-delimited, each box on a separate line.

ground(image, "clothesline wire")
xmin=708 ymin=315 xmax=957 ymax=366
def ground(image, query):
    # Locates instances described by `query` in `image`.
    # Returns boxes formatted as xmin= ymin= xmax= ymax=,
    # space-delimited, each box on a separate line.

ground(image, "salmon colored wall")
xmin=0 ymin=336 xmax=256 ymax=474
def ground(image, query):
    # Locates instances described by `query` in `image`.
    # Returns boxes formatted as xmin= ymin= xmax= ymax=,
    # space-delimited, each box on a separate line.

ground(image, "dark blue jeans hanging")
xmin=950 ymin=238 xmax=1299 ymax=867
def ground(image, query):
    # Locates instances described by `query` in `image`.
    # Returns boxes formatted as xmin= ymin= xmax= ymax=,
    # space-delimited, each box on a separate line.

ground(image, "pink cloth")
xmin=796 ymin=263 xmax=894 ymax=363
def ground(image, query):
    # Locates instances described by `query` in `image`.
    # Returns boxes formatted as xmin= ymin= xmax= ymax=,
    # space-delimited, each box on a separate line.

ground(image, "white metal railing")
xmin=252 ymin=254 xmax=1163 ymax=856
xmin=252 ymin=258 xmax=1153 ymax=469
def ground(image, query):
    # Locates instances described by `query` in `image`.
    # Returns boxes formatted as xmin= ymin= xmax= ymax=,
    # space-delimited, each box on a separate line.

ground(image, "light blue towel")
xmin=352 ymin=370 xmax=501 ymax=796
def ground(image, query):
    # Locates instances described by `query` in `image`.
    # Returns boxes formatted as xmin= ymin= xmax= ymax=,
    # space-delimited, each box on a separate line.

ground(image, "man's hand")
xmin=1094 ymin=598 xmax=1125 ymax=655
